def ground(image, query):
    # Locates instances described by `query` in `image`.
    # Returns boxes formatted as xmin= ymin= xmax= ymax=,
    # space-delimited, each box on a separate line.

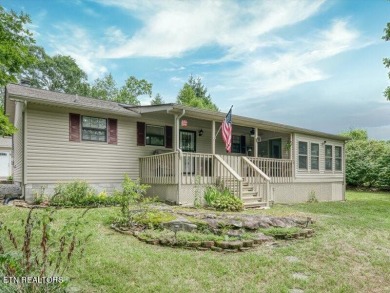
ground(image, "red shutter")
xmin=108 ymin=118 xmax=118 ymax=145
xmin=69 ymin=113 xmax=80 ymax=142
xmin=165 ymin=126 xmax=173 ymax=149
xmin=137 ymin=122 xmax=145 ymax=146
xmin=240 ymin=135 xmax=246 ymax=154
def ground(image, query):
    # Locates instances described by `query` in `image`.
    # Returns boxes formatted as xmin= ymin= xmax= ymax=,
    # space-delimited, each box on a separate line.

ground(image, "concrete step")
xmin=244 ymin=201 xmax=268 ymax=208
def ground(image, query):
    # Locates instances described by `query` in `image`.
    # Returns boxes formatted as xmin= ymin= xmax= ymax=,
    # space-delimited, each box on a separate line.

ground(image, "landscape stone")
xmin=162 ymin=220 xmax=197 ymax=232
xmin=292 ymin=273 xmax=309 ymax=281
xmin=228 ymin=241 xmax=243 ymax=249
xmin=211 ymin=246 xmax=223 ymax=252
xmin=242 ymin=240 xmax=254 ymax=247
xmin=215 ymin=241 xmax=230 ymax=249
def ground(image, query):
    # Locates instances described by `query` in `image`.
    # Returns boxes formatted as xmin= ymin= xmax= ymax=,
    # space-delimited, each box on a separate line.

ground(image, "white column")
xmin=173 ymin=115 xmax=179 ymax=151
xmin=254 ymin=128 xmax=258 ymax=157
xmin=212 ymin=120 xmax=215 ymax=154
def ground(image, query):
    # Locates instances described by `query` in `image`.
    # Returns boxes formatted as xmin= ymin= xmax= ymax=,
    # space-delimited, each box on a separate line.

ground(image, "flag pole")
xmin=214 ymin=105 xmax=233 ymax=140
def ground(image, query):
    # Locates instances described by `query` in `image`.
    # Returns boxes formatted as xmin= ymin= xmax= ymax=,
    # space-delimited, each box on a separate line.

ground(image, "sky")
xmin=3 ymin=0 xmax=390 ymax=139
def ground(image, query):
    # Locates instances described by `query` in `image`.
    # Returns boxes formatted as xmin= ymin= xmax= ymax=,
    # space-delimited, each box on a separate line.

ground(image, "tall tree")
xmin=151 ymin=93 xmax=165 ymax=105
xmin=383 ymin=22 xmax=390 ymax=100
xmin=176 ymin=75 xmax=218 ymax=111
xmin=0 ymin=5 xmax=35 ymax=136
xmin=21 ymin=46 xmax=90 ymax=96
xmin=115 ymin=76 xmax=152 ymax=105
xmin=90 ymin=73 xmax=118 ymax=101
xmin=0 ymin=6 xmax=36 ymax=86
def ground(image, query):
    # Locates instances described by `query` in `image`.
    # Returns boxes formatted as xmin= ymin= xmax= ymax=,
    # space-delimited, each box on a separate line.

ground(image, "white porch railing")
xmin=139 ymin=152 xmax=292 ymax=203
xmin=214 ymin=154 xmax=243 ymax=198
xmin=241 ymin=157 xmax=271 ymax=204
xmin=248 ymin=157 xmax=293 ymax=183
xmin=139 ymin=152 xmax=177 ymax=184
xmin=180 ymin=152 xmax=214 ymax=185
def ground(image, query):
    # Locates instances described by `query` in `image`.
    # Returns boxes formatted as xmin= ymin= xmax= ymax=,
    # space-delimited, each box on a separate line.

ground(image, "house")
xmin=4 ymin=84 xmax=347 ymax=207
xmin=0 ymin=137 xmax=12 ymax=180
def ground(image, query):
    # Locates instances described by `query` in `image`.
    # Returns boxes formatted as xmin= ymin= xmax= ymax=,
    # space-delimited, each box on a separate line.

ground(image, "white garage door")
xmin=0 ymin=152 xmax=11 ymax=177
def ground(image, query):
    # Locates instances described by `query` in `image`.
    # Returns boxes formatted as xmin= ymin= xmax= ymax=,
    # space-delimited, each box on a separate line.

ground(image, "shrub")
xmin=50 ymin=181 xmax=121 ymax=207
xmin=114 ymin=175 xmax=151 ymax=221
xmin=204 ymin=186 xmax=243 ymax=212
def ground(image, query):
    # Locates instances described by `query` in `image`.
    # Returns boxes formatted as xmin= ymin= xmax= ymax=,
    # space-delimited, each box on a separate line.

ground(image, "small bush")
xmin=131 ymin=210 xmax=175 ymax=229
xmin=204 ymin=186 xmax=243 ymax=212
xmin=50 ymin=181 xmax=121 ymax=207
xmin=261 ymin=227 xmax=301 ymax=237
xmin=114 ymin=175 xmax=151 ymax=222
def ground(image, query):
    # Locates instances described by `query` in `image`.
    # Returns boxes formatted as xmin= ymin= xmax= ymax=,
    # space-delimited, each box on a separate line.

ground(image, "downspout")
xmin=175 ymin=109 xmax=185 ymax=205
xmin=23 ymin=101 xmax=28 ymax=201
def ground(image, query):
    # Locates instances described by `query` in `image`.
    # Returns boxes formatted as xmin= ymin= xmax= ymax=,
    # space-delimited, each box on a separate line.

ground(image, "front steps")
xmin=222 ymin=179 xmax=268 ymax=209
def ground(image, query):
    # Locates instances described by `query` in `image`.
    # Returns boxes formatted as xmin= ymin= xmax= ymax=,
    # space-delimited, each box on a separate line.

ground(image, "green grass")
xmin=1 ymin=191 xmax=390 ymax=292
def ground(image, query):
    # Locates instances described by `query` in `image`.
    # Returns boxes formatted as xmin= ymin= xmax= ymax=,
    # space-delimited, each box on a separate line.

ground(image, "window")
xmin=335 ymin=146 xmax=342 ymax=171
xmin=232 ymin=135 xmax=241 ymax=153
xmin=298 ymin=141 xmax=308 ymax=169
xmin=311 ymin=143 xmax=319 ymax=170
xmin=146 ymin=125 xmax=164 ymax=146
xmin=82 ymin=116 xmax=107 ymax=142
xmin=325 ymin=145 xmax=333 ymax=171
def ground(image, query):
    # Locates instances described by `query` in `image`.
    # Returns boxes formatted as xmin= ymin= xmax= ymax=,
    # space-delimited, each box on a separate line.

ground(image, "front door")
xmin=269 ymin=139 xmax=282 ymax=159
xmin=179 ymin=130 xmax=196 ymax=152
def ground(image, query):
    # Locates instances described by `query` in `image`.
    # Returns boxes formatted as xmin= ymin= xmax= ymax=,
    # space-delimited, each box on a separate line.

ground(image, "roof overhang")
xmin=126 ymin=104 xmax=349 ymax=141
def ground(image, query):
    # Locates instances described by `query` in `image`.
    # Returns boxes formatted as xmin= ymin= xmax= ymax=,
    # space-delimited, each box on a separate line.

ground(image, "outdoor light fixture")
xmin=250 ymin=128 xmax=255 ymax=137
xmin=199 ymin=129 xmax=204 ymax=137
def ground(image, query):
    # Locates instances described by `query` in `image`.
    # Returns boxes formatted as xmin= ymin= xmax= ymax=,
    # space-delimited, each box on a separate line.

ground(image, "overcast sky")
xmin=4 ymin=0 xmax=390 ymax=139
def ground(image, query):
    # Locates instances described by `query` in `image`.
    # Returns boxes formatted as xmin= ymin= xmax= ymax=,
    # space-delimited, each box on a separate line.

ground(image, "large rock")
xmin=0 ymin=184 xmax=22 ymax=197
xmin=162 ymin=219 xmax=197 ymax=232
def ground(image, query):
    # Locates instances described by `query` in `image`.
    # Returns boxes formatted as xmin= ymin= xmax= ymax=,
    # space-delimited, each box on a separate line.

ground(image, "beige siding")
xmin=294 ymin=133 xmax=344 ymax=181
xmin=13 ymin=102 xmax=24 ymax=183
xmin=26 ymin=105 xmax=173 ymax=184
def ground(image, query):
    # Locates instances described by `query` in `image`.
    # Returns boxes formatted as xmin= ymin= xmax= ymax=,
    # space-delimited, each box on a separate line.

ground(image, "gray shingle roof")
xmin=6 ymin=84 xmax=140 ymax=117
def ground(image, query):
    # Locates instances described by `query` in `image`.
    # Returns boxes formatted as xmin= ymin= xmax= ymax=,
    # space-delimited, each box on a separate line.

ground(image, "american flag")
xmin=221 ymin=107 xmax=233 ymax=153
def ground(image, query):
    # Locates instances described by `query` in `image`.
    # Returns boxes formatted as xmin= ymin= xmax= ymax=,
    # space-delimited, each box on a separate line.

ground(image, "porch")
xmin=139 ymin=151 xmax=293 ymax=208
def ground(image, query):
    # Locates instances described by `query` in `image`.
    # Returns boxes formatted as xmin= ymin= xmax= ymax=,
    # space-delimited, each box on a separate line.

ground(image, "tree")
xmin=151 ymin=93 xmax=165 ymax=105
xmin=383 ymin=22 xmax=390 ymax=100
xmin=115 ymin=76 xmax=152 ymax=105
xmin=176 ymin=75 xmax=218 ymax=111
xmin=341 ymin=129 xmax=390 ymax=188
xmin=0 ymin=6 xmax=36 ymax=86
xmin=21 ymin=46 xmax=90 ymax=96
xmin=90 ymin=73 xmax=118 ymax=101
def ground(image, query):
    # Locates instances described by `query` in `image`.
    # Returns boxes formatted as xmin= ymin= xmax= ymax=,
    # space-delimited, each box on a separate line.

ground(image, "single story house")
xmin=4 ymin=84 xmax=347 ymax=207
xmin=0 ymin=137 xmax=12 ymax=180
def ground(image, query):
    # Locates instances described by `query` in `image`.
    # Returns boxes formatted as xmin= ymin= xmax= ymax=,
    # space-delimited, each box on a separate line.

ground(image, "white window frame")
xmin=298 ymin=141 xmax=308 ymax=170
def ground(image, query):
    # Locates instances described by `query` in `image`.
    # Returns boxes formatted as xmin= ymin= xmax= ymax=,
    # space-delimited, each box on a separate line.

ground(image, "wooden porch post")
xmin=254 ymin=128 xmax=258 ymax=157
xmin=173 ymin=115 xmax=178 ymax=150
xmin=212 ymin=120 xmax=216 ymax=154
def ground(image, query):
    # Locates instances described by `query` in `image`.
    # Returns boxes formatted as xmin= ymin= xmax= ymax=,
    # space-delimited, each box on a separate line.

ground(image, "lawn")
xmin=1 ymin=191 xmax=389 ymax=293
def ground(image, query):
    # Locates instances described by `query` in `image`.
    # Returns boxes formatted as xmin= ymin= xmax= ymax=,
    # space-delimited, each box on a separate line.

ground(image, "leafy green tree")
xmin=0 ymin=6 xmax=36 ymax=86
xmin=21 ymin=46 xmax=90 ymax=96
xmin=341 ymin=129 xmax=390 ymax=188
xmin=383 ymin=22 xmax=390 ymax=100
xmin=151 ymin=93 xmax=165 ymax=105
xmin=90 ymin=73 xmax=118 ymax=101
xmin=115 ymin=76 xmax=152 ymax=105
xmin=176 ymin=75 xmax=218 ymax=111
xmin=0 ymin=5 xmax=34 ymax=136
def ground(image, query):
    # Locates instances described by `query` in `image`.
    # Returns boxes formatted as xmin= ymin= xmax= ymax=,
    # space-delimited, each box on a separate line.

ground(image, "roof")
xmin=4 ymin=84 xmax=347 ymax=141
xmin=125 ymin=104 xmax=349 ymax=141
xmin=5 ymin=84 xmax=140 ymax=118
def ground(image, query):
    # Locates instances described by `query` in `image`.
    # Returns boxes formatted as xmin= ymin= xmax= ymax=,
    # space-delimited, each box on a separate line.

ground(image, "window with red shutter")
xmin=108 ymin=118 xmax=118 ymax=144
xmin=69 ymin=113 xmax=80 ymax=142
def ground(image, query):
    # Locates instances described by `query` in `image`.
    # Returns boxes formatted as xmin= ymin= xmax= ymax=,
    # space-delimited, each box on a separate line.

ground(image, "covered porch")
xmin=137 ymin=108 xmax=294 ymax=207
